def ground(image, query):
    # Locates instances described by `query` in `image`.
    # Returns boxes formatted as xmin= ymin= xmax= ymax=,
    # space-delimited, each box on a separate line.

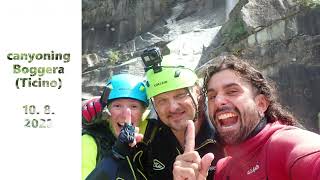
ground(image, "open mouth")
xmin=217 ymin=112 xmax=238 ymax=128
xmin=117 ymin=122 xmax=125 ymax=128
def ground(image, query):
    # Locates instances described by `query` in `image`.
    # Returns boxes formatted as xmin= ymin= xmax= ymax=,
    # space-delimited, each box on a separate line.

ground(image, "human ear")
xmin=255 ymin=94 xmax=270 ymax=115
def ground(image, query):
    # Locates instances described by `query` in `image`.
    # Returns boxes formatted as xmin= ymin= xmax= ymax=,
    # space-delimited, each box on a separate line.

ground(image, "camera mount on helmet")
xmin=141 ymin=47 xmax=163 ymax=73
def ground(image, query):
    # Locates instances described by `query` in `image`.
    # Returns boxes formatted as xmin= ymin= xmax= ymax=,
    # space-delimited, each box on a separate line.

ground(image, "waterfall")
xmin=226 ymin=0 xmax=239 ymax=20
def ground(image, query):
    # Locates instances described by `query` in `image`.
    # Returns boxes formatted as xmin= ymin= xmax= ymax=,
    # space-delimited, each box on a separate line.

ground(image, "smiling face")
xmin=153 ymin=88 xmax=198 ymax=133
xmin=108 ymin=98 xmax=145 ymax=137
xmin=206 ymin=69 xmax=268 ymax=145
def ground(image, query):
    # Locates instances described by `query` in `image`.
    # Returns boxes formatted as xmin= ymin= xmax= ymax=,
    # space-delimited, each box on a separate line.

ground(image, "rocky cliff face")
xmin=82 ymin=0 xmax=320 ymax=132
xmin=82 ymin=0 xmax=174 ymax=53
xmin=197 ymin=0 xmax=320 ymax=132
xmin=82 ymin=0 xmax=226 ymax=98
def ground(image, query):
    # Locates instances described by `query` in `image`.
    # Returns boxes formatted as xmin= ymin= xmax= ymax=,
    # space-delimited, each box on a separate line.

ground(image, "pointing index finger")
xmin=124 ymin=108 xmax=132 ymax=125
xmin=184 ymin=120 xmax=195 ymax=153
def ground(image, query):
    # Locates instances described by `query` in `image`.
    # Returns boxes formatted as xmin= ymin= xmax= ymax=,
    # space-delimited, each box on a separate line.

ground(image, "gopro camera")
xmin=141 ymin=47 xmax=163 ymax=73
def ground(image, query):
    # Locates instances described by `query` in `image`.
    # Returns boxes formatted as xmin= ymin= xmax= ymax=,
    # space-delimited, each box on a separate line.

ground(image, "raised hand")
xmin=119 ymin=108 xmax=143 ymax=147
xmin=173 ymin=120 xmax=214 ymax=180
xmin=82 ymin=98 xmax=108 ymax=125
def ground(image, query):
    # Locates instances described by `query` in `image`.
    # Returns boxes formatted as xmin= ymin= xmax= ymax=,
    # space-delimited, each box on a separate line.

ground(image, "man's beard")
xmin=212 ymin=106 xmax=260 ymax=145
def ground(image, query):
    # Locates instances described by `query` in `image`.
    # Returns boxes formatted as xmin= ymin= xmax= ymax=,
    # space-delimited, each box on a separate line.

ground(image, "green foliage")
xmin=232 ymin=47 xmax=244 ymax=56
xmin=160 ymin=0 xmax=169 ymax=9
xmin=222 ymin=17 xmax=249 ymax=44
xmin=299 ymin=0 xmax=320 ymax=7
xmin=107 ymin=50 xmax=129 ymax=65
xmin=108 ymin=50 xmax=120 ymax=64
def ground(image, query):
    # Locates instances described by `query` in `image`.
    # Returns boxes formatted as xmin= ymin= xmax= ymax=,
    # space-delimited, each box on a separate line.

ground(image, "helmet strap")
xmin=187 ymin=87 xmax=199 ymax=122
xmin=150 ymin=99 xmax=160 ymax=119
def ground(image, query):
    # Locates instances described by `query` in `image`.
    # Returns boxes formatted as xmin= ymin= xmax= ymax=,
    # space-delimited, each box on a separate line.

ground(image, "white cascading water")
xmin=226 ymin=0 xmax=239 ymax=20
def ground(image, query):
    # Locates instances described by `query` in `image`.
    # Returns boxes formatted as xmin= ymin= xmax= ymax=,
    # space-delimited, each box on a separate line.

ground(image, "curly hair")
xmin=202 ymin=55 xmax=299 ymax=126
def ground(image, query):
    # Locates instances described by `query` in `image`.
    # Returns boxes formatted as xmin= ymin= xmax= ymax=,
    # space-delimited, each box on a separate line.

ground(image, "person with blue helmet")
xmin=82 ymin=74 xmax=149 ymax=180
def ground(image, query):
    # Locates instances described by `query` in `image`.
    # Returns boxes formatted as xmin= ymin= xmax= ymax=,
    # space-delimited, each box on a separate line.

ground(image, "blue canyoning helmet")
xmin=101 ymin=74 xmax=149 ymax=106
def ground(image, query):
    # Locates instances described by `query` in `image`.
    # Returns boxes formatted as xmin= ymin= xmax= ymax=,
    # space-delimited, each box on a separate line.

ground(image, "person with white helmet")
xmin=82 ymin=74 xmax=149 ymax=180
